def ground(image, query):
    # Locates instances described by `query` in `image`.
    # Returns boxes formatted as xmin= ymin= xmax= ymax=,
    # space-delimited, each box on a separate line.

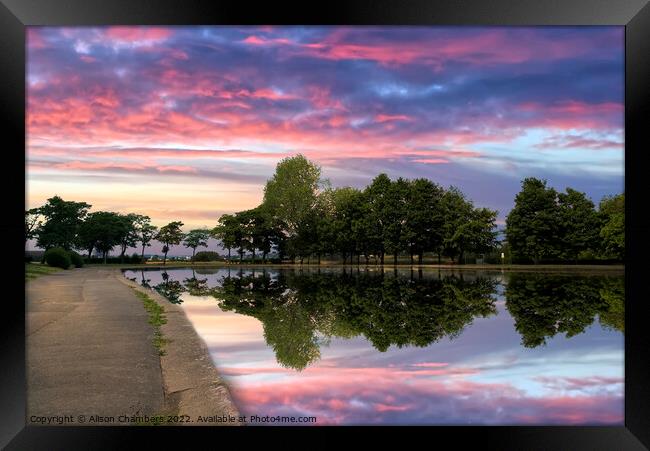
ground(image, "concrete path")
xmin=26 ymin=267 xmax=166 ymax=422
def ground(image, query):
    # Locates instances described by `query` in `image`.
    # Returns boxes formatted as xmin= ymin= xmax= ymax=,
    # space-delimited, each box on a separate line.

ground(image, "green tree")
xmin=183 ymin=229 xmax=211 ymax=260
xmin=75 ymin=211 xmax=124 ymax=263
xmin=117 ymin=213 xmax=139 ymax=262
xmin=35 ymin=196 xmax=91 ymax=252
xmin=155 ymin=221 xmax=185 ymax=265
xmin=505 ymin=178 xmax=561 ymax=264
xmin=440 ymin=187 xmax=474 ymax=263
xmin=262 ymin=154 xmax=323 ymax=237
xmin=25 ymin=208 xmax=43 ymax=245
xmin=383 ymin=177 xmax=409 ymax=265
xmin=364 ymin=174 xmax=393 ymax=264
xmin=212 ymin=214 xmax=238 ymax=261
xmin=450 ymin=207 xmax=498 ymax=263
xmin=598 ymin=193 xmax=624 ymax=260
xmin=557 ymin=188 xmax=600 ymax=262
xmin=134 ymin=215 xmax=158 ymax=260
xmin=402 ymin=178 xmax=444 ymax=264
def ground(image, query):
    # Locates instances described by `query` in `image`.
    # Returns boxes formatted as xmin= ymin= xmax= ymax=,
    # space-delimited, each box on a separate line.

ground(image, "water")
xmin=123 ymin=266 xmax=624 ymax=425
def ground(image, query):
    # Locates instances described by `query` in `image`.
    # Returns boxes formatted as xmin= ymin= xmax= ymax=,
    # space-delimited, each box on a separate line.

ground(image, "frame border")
xmin=3 ymin=0 xmax=648 ymax=448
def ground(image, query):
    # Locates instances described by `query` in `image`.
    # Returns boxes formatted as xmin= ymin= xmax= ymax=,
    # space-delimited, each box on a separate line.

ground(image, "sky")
xmin=123 ymin=268 xmax=624 ymax=425
xmin=26 ymin=26 xmax=624 ymax=255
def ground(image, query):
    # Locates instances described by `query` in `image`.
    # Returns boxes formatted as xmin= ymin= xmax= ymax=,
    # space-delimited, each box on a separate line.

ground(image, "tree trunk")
xmin=357 ymin=254 xmax=360 ymax=265
xmin=262 ymin=251 xmax=267 ymax=264
xmin=393 ymin=253 xmax=398 ymax=265
xmin=410 ymin=252 xmax=414 ymax=265
xmin=228 ymin=248 xmax=231 ymax=260
xmin=380 ymin=252 xmax=384 ymax=265
xmin=418 ymin=252 xmax=423 ymax=265
xmin=88 ymin=247 xmax=93 ymax=259
xmin=163 ymin=250 xmax=167 ymax=265
xmin=365 ymin=254 xmax=369 ymax=265
xmin=103 ymin=251 xmax=107 ymax=265
xmin=192 ymin=247 xmax=196 ymax=263
xmin=141 ymin=245 xmax=146 ymax=260
xmin=318 ymin=253 xmax=321 ymax=265
xmin=437 ymin=253 xmax=441 ymax=265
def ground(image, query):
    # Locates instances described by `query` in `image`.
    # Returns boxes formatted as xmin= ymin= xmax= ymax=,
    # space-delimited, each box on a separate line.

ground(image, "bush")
xmin=44 ymin=248 xmax=71 ymax=269
xmin=193 ymin=251 xmax=221 ymax=262
xmin=69 ymin=251 xmax=84 ymax=268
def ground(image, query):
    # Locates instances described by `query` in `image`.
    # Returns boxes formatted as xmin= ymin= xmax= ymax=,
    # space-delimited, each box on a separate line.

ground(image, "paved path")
xmin=26 ymin=267 xmax=166 ymax=421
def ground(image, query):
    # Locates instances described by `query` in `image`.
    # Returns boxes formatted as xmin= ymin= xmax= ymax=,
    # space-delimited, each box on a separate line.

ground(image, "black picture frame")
xmin=3 ymin=0 xmax=648 ymax=448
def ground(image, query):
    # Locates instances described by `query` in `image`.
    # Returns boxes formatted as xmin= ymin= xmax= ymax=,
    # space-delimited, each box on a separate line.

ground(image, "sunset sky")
xmin=26 ymin=26 xmax=624 ymax=254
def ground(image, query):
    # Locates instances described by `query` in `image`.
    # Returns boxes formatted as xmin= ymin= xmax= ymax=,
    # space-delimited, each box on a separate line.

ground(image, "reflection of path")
xmin=26 ymin=267 xmax=165 ymax=421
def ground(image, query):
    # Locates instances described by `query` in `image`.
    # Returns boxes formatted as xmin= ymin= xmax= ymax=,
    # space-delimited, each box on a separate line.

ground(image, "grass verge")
xmin=25 ymin=263 xmax=63 ymax=281
xmin=132 ymin=289 xmax=170 ymax=356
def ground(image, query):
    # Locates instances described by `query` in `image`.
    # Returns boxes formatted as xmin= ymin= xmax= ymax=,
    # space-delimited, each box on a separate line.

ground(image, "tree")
xmin=262 ymin=154 xmax=323 ymax=237
xmin=212 ymin=214 xmax=238 ymax=261
xmin=75 ymin=211 xmax=124 ymax=263
xmin=134 ymin=215 xmax=158 ymax=260
xmin=35 ymin=196 xmax=91 ymax=251
xmin=155 ymin=221 xmax=185 ymax=265
xmin=249 ymin=207 xmax=280 ymax=263
xmin=450 ymin=207 xmax=498 ymax=263
xmin=599 ymin=193 xmax=624 ymax=260
xmin=183 ymin=229 xmax=211 ymax=260
xmin=25 ymin=208 xmax=43 ymax=245
xmin=402 ymin=178 xmax=444 ymax=264
xmin=440 ymin=187 xmax=474 ymax=263
xmin=364 ymin=174 xmax=393 ymax=264
xmin=383 ymin=177 xmax=409 ymax=265
xmin=557 ymin=188 xmax=600 ymax=262
xmin=117 ymin=213 xmax=139 ymax=262
xmin=505 ymin=178 xmax=562 ymax=264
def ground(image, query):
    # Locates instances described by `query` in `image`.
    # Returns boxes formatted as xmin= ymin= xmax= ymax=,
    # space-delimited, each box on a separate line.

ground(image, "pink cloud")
xmin=375 ymin=114 xmax=412 ymax=123
xmin=104 ymin=26 xmax=172 ymax=43
xmin=412 ymin=158 xmax=450 ymax=164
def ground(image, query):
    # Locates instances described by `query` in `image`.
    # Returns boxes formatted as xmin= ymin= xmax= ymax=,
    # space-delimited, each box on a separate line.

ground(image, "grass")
xmin=132 ymin=289 xmax=170 ymax=356
xmin=25 ymin=263 xmax=63 ymax=281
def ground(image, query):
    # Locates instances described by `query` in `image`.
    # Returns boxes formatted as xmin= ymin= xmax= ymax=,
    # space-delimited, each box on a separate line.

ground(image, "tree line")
xmin=25 ymin=197 xmax=211 ymax=265
xmin=25 ymin=154 xmax=624 ymax=265
xmin=505 ymin=178 xmax=624 ymax=263
xmin=212 ymin=154 xmax=498 ymax=264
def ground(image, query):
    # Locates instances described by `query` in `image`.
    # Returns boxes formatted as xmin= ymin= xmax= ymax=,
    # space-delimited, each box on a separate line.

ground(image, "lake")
xmin=122 ymin=266 xmax=624 ymax=426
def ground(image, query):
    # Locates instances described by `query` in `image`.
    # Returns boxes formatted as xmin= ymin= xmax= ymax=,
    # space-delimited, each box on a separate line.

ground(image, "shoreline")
xmin=112 ymin=262 xmax=624 ymax=273
xmin=117 ymin=274 xmax=241 ymax=426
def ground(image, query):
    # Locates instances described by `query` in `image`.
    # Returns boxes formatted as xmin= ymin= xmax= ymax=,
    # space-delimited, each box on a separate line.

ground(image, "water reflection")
xmin=505 ymin=273 xmax=624 ymax=347
xmin=128 ymin=268 xmax=623 ymax=371
xmin=211 ymin=271 xmax=496 ymax=370
xmin=123 ymin=267 xmax=624 ymax=425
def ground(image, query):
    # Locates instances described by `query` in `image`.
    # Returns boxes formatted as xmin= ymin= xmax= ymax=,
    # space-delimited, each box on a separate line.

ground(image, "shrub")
xmin=69 ymin=251 xmax=84 ymax=268
xmin=130 ymin=253 xmax=143 ymax=264
xmin=193 ymin=251 xmax=221 ymax=262
xmin=44 ymin=248 xmax=71 ymax=269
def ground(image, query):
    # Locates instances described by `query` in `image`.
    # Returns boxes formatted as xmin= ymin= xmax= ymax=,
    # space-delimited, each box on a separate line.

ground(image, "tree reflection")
xmin=153 ymin=271 xmax=185 ymax=304
xmin=183 ymin=269 xmax=210 ymax=296
xmin=505 ymin=273 xmax=624 ymax=347
xmin=212 ymin=271 xmax=497 ymax=370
